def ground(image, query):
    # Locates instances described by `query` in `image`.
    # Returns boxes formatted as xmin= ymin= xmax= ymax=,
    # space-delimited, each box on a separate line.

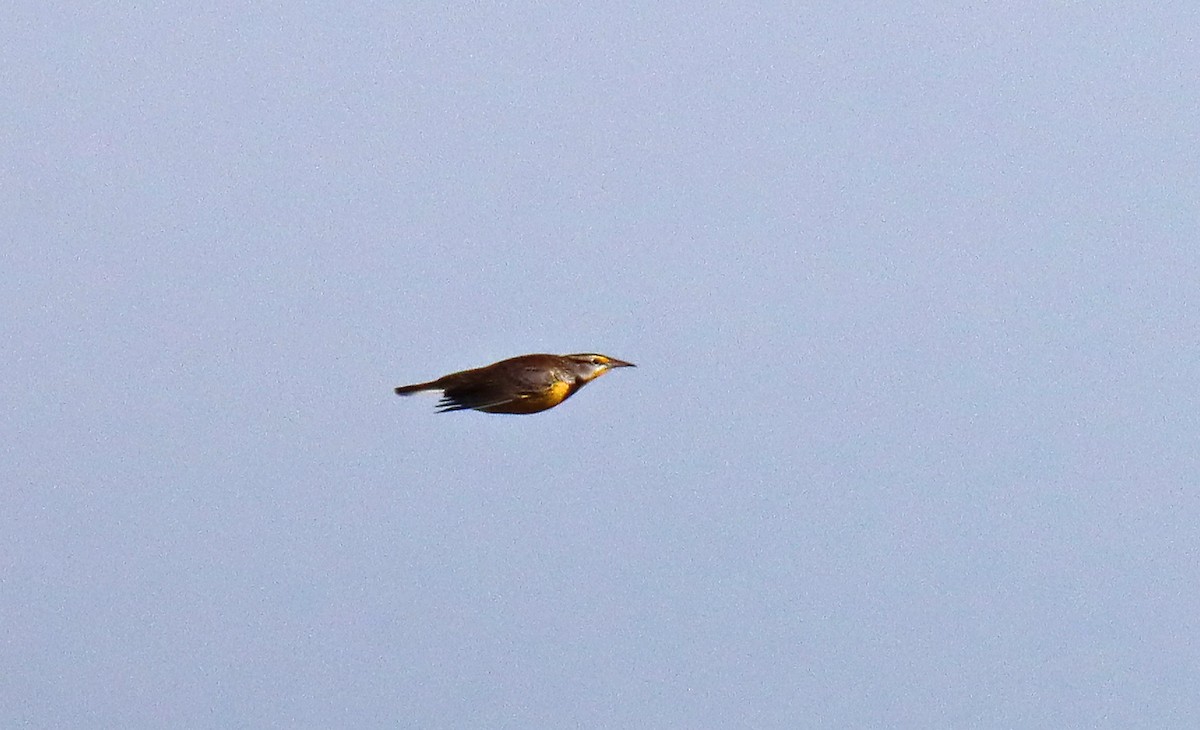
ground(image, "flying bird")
xmin=393 ymin=353 xmax=635 ymax=414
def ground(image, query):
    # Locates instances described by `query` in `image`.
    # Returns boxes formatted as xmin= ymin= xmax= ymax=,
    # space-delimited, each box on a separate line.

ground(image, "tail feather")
xmin=394 ymin=381 xmax=438 ymax=396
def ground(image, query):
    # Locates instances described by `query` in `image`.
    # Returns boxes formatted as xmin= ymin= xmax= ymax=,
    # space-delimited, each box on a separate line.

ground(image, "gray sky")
xmin=4 ymin=2 xmax=1199 ymax=727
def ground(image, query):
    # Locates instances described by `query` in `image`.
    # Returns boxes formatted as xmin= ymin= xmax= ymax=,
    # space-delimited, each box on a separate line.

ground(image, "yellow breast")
xmin=482 ymin=379 xmax=575 ymax=414
xmin=543 ymin=379 xmax=572 ymax=406
xmin=519 ymin=379 xmax=573 ymax=412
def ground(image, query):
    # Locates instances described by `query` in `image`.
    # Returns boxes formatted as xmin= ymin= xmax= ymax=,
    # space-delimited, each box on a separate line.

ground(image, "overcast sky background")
xmin=4 ymin=2 xmax=1199 ymax=727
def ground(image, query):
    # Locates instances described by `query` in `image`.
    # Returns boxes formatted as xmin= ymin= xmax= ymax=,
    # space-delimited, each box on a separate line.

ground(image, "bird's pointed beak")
xmin=607 ymin=358 xmax=636 ymax=368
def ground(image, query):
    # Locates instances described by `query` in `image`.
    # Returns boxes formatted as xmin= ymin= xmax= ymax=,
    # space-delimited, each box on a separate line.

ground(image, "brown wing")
xmin=435 ymin=361 xmax=567 ymax=414
xmin=435 ymin=383 xmax=522 ymax=413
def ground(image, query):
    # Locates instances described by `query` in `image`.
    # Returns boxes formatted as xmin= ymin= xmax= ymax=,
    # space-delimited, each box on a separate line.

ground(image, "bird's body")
xmin=393 ymin=353 xmax=635 ymax=414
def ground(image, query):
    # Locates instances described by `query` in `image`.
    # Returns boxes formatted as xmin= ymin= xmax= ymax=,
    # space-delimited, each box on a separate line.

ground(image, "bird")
xmin=393 ymin=353 xmax=635 ymax=414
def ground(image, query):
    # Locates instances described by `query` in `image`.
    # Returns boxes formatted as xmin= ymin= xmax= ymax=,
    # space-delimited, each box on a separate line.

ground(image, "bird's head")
xmin=563 ymin=353 xmax=636 ymax=383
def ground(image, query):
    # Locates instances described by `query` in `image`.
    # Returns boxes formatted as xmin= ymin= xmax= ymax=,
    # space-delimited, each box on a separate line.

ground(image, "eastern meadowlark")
xmin=393 ymin=353 xmax=635 ymax=414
